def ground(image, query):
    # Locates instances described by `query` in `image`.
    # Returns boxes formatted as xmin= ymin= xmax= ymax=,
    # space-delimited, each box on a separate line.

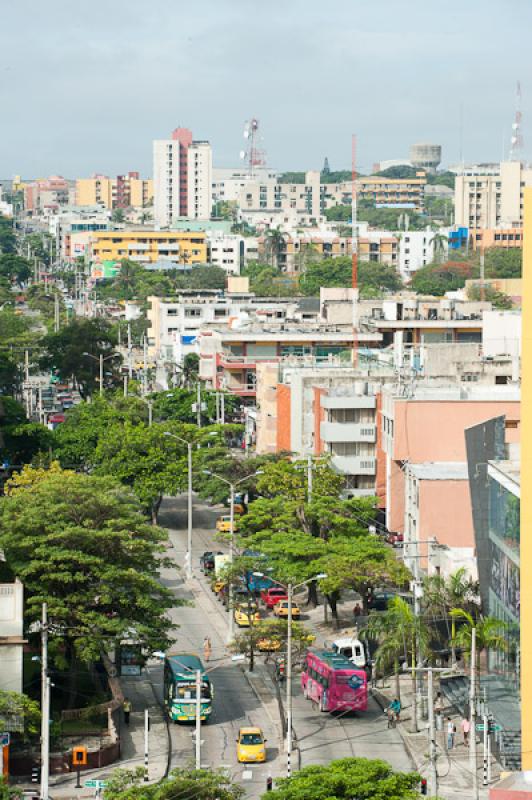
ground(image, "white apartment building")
xmin=399 ymin=229 xmax=449 ymax=282
xmin=454 ymin=161 xmax=532 ymax=229
xmin=153 ymin=128 xmax=212 ymax=228
xmin=212 ymin=167 xmax=278 ymax=205
xmin=237 ymin=170 xmax=323 ymax=225
xmin=208 ymin=233 xmax=259 ymax=274
xmin=0 ymin=580 xmax=25 ymax=694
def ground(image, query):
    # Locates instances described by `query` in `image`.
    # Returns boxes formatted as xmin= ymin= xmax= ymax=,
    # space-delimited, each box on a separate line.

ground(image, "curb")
xmin=371 ymin=688 xmax=422 ymax=773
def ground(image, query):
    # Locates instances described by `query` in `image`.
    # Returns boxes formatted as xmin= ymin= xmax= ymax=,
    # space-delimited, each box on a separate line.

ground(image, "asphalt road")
xmin=155 ymin=494 xmax=414 ymax=796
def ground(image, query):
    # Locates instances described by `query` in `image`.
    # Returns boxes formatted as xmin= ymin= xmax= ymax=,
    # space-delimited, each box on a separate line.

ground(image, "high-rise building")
xmin=454 ymin=161 xmax=532 ymax=229
xmin=153 ymin=127 xmax=212 ymax=227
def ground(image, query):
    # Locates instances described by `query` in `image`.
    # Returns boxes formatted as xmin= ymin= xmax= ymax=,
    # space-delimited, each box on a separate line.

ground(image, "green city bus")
xmin=163 ymin=653 xmax=213 ymax=723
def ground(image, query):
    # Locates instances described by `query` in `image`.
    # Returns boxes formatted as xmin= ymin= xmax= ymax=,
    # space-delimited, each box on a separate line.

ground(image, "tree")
xmin=430 ymin=232 xmax=448 ymax=265
xmin=0 ymin=353 xmax=19 ymax=394
xmin=111 ymin=208 xmax=126 ymax=223
xmin=299 ymin=256 xmax=402 ymax=296
xmin=0 ymin=216 xmax=16 ymax=255
xmin=212 ymin=200 xmax=238 ymax=221
xmin=411 ymin=261 xmax=477 ymax=296
xmin=0 ymin=397 xmax=52 ymax=467
xmin=450 ymin=609 xmax=507 ymax=679
xmin=179 ymin=353 xmax=199 ymax=388
xmin=324 ymin=205 xmax=352 ymax=223
xmin=484 ymin=247 xmax=522 ymax=279
xmin=39 ymin=318 xmax=121 ymax=396
xmin=466 ymin=284 xmax=513 ymax=309
xmin=266 ymin=757 xmax=421 ymax=800
xmin=0 ymin=254 xmax=32 ymax=284
xmin=422 ymin=568 xmax=479 ymax=665
xmin=0 ymin=469 xmax=177 ymax=669
xmin=366 ymin=597 xmax=430 ymax=716
xmin=93 ymin=422 xmax=190 ymax=523
xmin=278 ymin=172 xmax=306 ymax=184
xmin=230 ymin=617 xmax=315 ymax=672
xmin=263 ymin=228 xmax=287 ymax=269
xmin=0 ymin=690 xmax=40 ymax=739
xmin=103 ymin=766 xmax=244 ymax=800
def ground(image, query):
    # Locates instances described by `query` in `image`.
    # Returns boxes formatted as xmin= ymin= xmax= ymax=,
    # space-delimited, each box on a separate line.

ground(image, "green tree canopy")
xmin=410 ymin=261 xmax=477 ymax=295
xmin=0 ymin=255 xmax=32 ymax=284
xmin=466 ymin=284 xmax=514 ymax=309
xmin=0 ymin=397 xmax=52 ymax=467
xmin=39 ymin=318 xmax=121 ymax=396
xmin=103 ymin=767 xmax=243 ymax=800
xmin=267 ymin=757 xmax=421 ymax=800
xmin=299 ymin=256 xmax=402 ymax=296
xmin=0 ymin=216 xmax=16 ymax=255
xmin=1 ymin=468 xmax=177 ymax=665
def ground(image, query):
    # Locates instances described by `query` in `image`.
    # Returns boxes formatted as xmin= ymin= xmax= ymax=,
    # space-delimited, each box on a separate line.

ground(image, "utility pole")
xmin=307 ymin=455 xmax=313 ymax=504
xmin=482 ymin=711 xmax=488 ymax=787
xmin=221 ymin=393 xmax=225 ymax=425
xmin=228 ymin=483 xmax=235 ymax=643
xmin=196 ymin=382 xmax=202 ymax=428
xmin=142 ymin=336 xmax=148 ymax=397
xmin=53 ymin=294 xmax=60 ymax=333
xmin=427 ymin=667 xmax=438 ymax=797
xmin=127 ymin=323 xmax=133 ymax=378
xmin=215 ymin=392 xmax=220 ymax=424
xmin=470 ymin=627 xmax=479 ymax=800
xmin=123 ymin=375 xmax=128 ymax=398
xmin=144 ymin=710 xmax=149 ymax=782
xmin=99 ymin=354 xmax=104 ymax=397
xmin=286 ymin=583 xmax=293 ymax=778
xmin=40 ymin=603 xmax=50 ymax=800
xmin=195 ymin=669 xmax=202 ymax=769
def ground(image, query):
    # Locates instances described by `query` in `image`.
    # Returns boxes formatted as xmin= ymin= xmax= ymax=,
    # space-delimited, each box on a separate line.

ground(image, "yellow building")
xmin=89 ymin=230 xmax=207 ymax=265
xmin=76 ymin=174 xmax=153 ymax=209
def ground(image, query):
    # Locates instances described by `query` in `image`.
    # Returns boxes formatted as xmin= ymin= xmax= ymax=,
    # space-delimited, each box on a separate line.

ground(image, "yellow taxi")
xmin=234 ymin=603 xmax=260 ymax=627
xmin=212 ymin=578 xmax=226 ymax=595
xmin=216 ymin=516 xmax=238 ymax=533
xmin=236 ymin=727 xmax=267 ymax=763
xmin=273 ymin=600 xmax=301 ymax=620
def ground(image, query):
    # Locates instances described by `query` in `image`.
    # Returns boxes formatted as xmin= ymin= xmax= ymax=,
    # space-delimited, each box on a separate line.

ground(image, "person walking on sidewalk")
xmin=461 ymin=716 xmax=471 ymax=746
xmin=446 ymin=717 xmax=456 ymax=750
xmin=123 ymin=697 xmax=132 ymax=726
xmin=203 ymin=636 xmax=212 ymax=663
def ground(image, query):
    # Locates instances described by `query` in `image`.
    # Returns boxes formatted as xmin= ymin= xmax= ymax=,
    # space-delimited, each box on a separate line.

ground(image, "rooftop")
xmin=487 ymin=459 xmax=520 ymax=490
xmin=408 ymin=462 xmax=469 ymax=481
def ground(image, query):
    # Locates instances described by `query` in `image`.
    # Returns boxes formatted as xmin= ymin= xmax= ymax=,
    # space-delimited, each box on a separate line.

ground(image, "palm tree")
xmin=366 ymin=596 xmax=430 ymax=729
xmin=430 ymin=232 xmax=448 ymax=265
xmin=423 ymin=568 xmax=479 ymax=666
xmin=111 ymin=208 xmax=126 ymax=224
xmin=263 ymin=228 xmax=287 ymax=269
xmin=140 ymin=211 xmax=153 ymax=225
xmin=450 ymin=609 xmax=507 ymax=685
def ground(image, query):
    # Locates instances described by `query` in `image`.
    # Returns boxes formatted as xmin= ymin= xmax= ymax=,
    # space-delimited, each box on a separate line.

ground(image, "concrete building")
xmin=323 ymin=175 xmax=426 ymax=211
xmin=89 ymin=230 xmax=207 ymax=266
xmin=469 ymin=227 xmax=523 ymax=250
xmin=238 ymin=170 xmax=322 ymax=225
xmin=24 ymin=176 xmax=72 ymax=214
xmin=380 ymin=384 xmax=520 ymax=578
xmin=76 ymin=173 xmax=153 ymax=209
xmin=398 ymin=229 xmax=449 ymax=282
xmin=208 ymin=232 xmax=259 ymax=274
xmin=49 ymin=205 xmax=111 ymax=260
xmin=0 ymin=580 xmax=25 ymax=694
xmin=454 ymin=161 xmax=532 ymax=229
xmin=212 ymin=167 xmax=278 ymax=205
xmin=153 ymin=127 xmax=212 ymax=227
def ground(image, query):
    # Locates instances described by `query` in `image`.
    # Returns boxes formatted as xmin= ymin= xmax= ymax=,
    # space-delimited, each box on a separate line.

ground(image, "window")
xmin=184 ymin=308 xmax=201 ymax=318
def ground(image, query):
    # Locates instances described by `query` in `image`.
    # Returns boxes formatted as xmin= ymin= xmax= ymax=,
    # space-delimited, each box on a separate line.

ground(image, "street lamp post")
xmin=203 ymin=469 xmax=263 ymax=643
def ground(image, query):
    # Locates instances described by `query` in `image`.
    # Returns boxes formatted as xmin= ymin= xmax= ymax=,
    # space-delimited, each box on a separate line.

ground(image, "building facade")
xmin=89 ymin=230 xmax=207 ymax=266
xmin=153 ymin=127 xmax=212 ymax=227
xmin=76 ymin=173 xmax=153 ymax=209
xmin=454 ymin=161 xmax=532 ymax=229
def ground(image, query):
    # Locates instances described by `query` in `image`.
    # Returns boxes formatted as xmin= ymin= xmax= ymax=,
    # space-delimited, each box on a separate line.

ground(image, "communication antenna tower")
xmin=351 ymin=134 xmax=358 ymax=368
xmin=240 ymin=118 xmax=266 ymax=177
xmin=509 ymin=81 xmax=524 ymax=162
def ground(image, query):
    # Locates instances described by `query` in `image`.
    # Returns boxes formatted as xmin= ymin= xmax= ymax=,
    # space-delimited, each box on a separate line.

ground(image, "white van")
xmin=330 ymin=637 xmax=366 ymax=668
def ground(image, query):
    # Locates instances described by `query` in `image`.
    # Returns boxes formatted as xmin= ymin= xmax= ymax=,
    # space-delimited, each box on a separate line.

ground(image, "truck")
xmin=214 ymin=553 xmax=230 ymax=577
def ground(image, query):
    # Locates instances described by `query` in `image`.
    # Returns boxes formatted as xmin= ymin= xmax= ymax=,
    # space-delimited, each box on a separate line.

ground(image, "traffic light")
xmin=420 ymin=778 xmax=428 ymax=795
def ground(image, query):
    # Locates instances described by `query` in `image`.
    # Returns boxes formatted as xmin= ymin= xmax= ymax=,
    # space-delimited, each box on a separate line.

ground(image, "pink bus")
xmin=301 ymin=650 xmax=368 ymax=713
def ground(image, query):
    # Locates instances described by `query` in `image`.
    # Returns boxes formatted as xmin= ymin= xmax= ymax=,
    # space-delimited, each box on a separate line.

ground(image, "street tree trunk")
xmin=394 ymin=658 xmax=401 ymax=701
xmin=307 ymin=582 xmax=318 ymax=608
xmin=326 ymin=592 xmax=340 ymax=628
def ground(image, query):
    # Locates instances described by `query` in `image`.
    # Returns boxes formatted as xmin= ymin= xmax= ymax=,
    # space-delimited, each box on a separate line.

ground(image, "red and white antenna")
xmin=240 ymin=118 xmax=266 ymax=177
xmin=351 ymin=133 xmax=358 ymax=368
xmin=509 ymin=81 xmax=524 ymax=162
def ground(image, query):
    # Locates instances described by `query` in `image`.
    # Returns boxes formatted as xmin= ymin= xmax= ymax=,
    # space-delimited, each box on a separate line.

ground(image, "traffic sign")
xmin=490 ymin=723 xmax=502 ymax=732
xmin=84 ymin=780 xmax=107 ymax=789
xmin=476 ymin=724 xmax=485 ymax=731
xmin=0 ymin=733 xmax=10 ymax=746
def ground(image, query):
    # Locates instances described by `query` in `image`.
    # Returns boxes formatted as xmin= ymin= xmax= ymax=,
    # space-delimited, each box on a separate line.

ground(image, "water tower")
xmin=410 ymin=143 xmax=442 ymax=173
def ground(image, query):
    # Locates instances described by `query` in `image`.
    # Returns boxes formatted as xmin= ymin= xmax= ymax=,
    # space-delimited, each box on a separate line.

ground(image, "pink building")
xmin=24 ymin=175 xmax=70 ymax=212
xmin=379 ymin=385 xmax=520 ymax=576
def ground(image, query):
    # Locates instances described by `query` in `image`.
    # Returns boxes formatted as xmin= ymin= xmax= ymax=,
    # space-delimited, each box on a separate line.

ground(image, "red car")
xmin=386 ymin=532 xmax=404 ymax=547
xmin=261 ymin=587 xmax=288 ymax=608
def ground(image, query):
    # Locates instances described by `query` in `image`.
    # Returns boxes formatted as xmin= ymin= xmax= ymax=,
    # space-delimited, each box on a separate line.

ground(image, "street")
xmin=154 ymin=494 xmax=414 ymax=796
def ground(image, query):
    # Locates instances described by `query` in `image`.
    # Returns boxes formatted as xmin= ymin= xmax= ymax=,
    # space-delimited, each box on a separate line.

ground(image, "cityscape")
xmin=0 ymin=2 xmax=530 ymax=800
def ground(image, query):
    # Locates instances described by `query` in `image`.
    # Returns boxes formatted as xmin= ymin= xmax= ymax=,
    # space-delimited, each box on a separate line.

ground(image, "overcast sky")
xmin=1 ymin=0 xmax=530 ymax=178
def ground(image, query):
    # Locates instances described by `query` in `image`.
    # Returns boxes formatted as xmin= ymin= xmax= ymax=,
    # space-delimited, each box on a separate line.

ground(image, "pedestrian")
xmin=434 ymin=691 xmax=443 ymax=731
xmin=446 ymin=717 xmax=456 ymax=750
xmin=123 ymin=697 xmax=132 ymax=725
xmin=203 ymin=636 xmax=212 ymax=662
xmin=461 ymin=716 xmax=471 ymax=746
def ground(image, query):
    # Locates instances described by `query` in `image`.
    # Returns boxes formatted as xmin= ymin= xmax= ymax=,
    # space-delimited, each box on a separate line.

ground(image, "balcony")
xmin=218 ymin=354 xmax=279 ymax=369
xmin=321 ymin=422 xmax=376 ymax=443
xmin=321 ymin=395 xmax=376 ymax=410
xmin=331 ymin=455 xmax=376 ymax=475
xmin=223 ymin=384 xmax=257 ymax=397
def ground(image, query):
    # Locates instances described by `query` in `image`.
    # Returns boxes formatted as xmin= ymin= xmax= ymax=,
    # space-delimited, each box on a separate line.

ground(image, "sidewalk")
xmin=374 ymin=673 xmax=499 ymax=799
xmin=47 ymin=672 xmax=168 ymax=799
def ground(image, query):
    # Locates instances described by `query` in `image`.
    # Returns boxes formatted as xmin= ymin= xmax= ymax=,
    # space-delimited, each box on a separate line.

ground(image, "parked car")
xmin=273 ymin=600 xmax=300 ymax=620
xmin=200 ymin=551 xmax=223 ymax=573
xmin=234 ymin=603 xmax=260 ymax=627
xmin=261 ymin=587 xmax=288 ymax=609
xmin=367 ymin=590 xmax=412 ymax=611
xmin=386 ymin=532 xmax=404 ymax=547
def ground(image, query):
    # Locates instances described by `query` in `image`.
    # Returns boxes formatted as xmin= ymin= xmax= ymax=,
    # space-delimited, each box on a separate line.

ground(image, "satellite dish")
xmin=239 ymin=150 xmax=246 ymax=159
xmin=243 ymin=130 xmax=249 ymax=139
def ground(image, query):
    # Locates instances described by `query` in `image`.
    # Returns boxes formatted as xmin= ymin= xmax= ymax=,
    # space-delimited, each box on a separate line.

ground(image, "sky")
xmin=1 ymin=0 xmax=531 ymax=178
